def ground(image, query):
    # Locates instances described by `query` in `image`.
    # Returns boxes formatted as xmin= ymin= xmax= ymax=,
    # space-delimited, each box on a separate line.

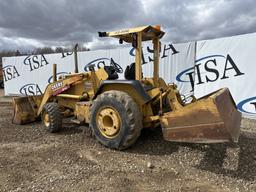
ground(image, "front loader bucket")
xmin=160 ymin=88 xmax=241 ymax=143
xmin=12 ymin=96 xmax=42 ymax=124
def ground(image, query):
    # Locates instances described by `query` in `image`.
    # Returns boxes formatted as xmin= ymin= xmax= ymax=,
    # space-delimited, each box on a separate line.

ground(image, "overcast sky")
xmin=0 ymin=0 xmax=256 ymax=51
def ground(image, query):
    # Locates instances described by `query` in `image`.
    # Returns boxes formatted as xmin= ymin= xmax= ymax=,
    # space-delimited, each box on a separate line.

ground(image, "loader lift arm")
xmin=12 ymin=74 xmax=86 ymax=124
xmin=36 ymin=74 xmax=85 ymax=116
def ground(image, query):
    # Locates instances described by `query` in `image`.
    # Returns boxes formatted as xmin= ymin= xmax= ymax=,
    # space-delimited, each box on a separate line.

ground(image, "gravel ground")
xmin=0 ymin=95 xmax=256 ymax=192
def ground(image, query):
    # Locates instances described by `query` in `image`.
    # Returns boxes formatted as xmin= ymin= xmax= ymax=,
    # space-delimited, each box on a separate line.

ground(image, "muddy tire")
xmin=90 ymin=90 xmax=142 ymax=150
xmin=41 ymin=102 xmax=62 ymax=133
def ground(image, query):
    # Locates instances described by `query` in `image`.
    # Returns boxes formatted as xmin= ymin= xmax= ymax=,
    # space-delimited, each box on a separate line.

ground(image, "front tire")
xmin=90 ymin=91 xmax=142 ymax=150
xmin=41 ymin=102 xmax=62 ymax=133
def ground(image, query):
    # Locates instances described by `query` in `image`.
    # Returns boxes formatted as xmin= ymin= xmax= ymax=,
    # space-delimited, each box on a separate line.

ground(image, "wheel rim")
xmin=43 ymin=112 xmax=50 ymax=127
xmin=96 ymin=106 xmax=121 ymax=138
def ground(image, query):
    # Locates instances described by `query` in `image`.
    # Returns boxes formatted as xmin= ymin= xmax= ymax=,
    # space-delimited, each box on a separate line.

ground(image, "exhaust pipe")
xmin=53 ymin=64 xmax=57 ymax=82
xmin=74 ymin=43 xmax=79 ymax=73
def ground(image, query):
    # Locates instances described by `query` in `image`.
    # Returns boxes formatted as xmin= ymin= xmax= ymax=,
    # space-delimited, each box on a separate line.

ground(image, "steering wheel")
xmin=110 ymin=58 xmax=123 ymax=73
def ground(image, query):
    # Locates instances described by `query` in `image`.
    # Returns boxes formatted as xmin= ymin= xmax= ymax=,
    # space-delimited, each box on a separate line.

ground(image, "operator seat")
xmin=104 ymin=66 xmax=119 ymax=80
xmin=124 ymin=63 xmax=135 ymax=80
xmin=124 ymin=63 xmax=152 ymax=91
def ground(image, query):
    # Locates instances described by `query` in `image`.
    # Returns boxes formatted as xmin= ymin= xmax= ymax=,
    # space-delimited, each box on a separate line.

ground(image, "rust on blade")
xmin=160 ymin=88 xmax=241 ymax=143
xmin=12 ymin=96 xmax=42 ymax=124
xmin=162 ymin=122 xmax=229 ymax=143
xmin=213 ymin=88 xmax=241 ymax=142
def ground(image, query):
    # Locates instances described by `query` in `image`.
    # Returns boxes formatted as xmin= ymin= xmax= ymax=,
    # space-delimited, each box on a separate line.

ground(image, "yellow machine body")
xmin=12 ymin=25 xmax=241 ymax=146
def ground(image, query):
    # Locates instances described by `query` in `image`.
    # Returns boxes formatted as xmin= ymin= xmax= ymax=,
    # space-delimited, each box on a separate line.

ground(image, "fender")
xmin=94 ymin=80 xmax=151 ymax=104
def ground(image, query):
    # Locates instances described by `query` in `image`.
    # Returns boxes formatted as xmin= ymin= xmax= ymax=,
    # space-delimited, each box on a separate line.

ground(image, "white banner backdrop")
xmin=173 ymin=33 xmax=256 ymax=119
xmin=2 ymin=53 xmax=74 ymax=96
xmin=2 ymin=41 xmax=195 ymax=98
xmin=3 ymin=32 xmax=256 ymax=118
xmin=195 ymin=33 xmax=256 ymax=118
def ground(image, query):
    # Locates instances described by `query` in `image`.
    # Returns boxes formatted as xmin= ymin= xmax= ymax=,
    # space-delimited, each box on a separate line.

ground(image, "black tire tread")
xmin=42 ymin=102 xmax=62 ymax=133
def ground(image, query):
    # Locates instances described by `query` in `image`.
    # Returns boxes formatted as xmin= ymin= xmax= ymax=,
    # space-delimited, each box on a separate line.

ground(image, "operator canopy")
xmin=98 ymin=25 xmax=165 ymax=43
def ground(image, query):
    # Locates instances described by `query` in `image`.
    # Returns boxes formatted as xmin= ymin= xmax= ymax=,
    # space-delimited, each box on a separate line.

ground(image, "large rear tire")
xmin=90 ymin=90 xmax=142 ymax=150
xmin=41 ymin=102 xmax=62 ymax=133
